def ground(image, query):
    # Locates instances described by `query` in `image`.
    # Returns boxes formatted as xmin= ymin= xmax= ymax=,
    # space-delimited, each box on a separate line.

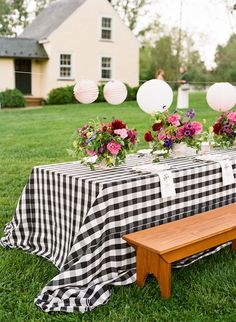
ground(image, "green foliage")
xmin=97 ymin=84 xmax=105 ymax=102
xmin=214 ymin=34 xmax=236 ymax=83
xmin=47 ymin=85 xmax=77 ymax=105
xmin=47 ymin=83 xmax=138 ymax=105
xmin=112 ymin=0 xmax=151 ymax=33
xmin=125 ymin=83 xmax=139 ymax=101
xmin=140 ymin=36 xmax=179 ymax=85
xmin=0 ymin=88 xmax=25 ymax=107
xmin=0 ymin=0 xmax=28 ymax=36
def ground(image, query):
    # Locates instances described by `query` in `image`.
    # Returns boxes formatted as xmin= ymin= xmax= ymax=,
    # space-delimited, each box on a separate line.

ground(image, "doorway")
xmin=15 ymin=59 xmax=32 ymax=95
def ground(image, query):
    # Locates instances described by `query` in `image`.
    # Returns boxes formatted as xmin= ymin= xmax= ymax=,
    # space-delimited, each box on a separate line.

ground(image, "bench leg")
xmin=136 ymin=247 xmax=151 ymax=287
xmin=231 ymin=240 xmax=236 ymax=251
xmin=136 ymin=247 xmax=172 ymax=298
xmin=158 ymin=256 xmax=172 ymax=299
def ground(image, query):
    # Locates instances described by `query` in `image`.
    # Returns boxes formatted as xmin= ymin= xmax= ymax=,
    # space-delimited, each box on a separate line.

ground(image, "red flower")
xmin=111 ymin=119 xmax=126 ymax=130
xmin=152 ymin=122 xmax=163 ymax=132
xmin=213 ymin=122 xmax=222 ymax=134
xmin=144 ymin=131 xmax=154 ymax=142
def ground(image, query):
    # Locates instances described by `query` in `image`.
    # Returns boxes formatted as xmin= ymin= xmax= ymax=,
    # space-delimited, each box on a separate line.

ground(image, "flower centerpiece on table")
xmin=144 ymin=109 xmax=203 ymax=159
xmin=68 ymin=119 xmax=138 ymax=169
xmin=211 ymin=111 xmax=236 ymax=148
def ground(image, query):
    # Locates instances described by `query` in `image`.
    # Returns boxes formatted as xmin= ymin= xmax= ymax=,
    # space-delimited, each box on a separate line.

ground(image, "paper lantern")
xmin=206 ymin=82 xmax=236 ymax=112
xmin=74 ymin=80 xmax=99 ymax=104
xmin=103 ymin=80 xmax=127 ymax=105
xmin=137 ymin=79 xmax=173 ymax=114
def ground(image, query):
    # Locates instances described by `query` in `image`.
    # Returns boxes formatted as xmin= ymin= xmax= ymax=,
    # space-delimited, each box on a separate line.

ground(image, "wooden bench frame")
xmin=123 ymin=203 xmax=236 ymax=298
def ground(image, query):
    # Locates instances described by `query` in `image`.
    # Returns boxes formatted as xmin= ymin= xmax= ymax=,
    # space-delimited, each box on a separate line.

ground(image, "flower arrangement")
xmin=68 ymin=118 xmax=137 ymax=169
xmin=144 ymin=109 xmax=203 ymax=158
xmin=212 ymin=111 xmax=236 ymax=148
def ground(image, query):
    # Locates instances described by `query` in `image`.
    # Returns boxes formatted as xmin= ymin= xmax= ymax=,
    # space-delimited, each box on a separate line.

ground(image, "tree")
xmin=35 ymin=0 xmax=55 ymax=16
xmin=214 ymin=34 xmax=236 ymax=82
xmin=112 ymin=0 xmax=151 ymax=36
xmin=140 ymin=36 xmax=178 ymax=83
xmin=0 ymin=0 xmax=55 ymax=36
xmin=0 ymin=0 xmax=15 ymax=35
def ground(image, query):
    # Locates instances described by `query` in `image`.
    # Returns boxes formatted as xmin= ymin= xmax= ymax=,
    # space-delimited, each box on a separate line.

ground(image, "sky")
xmin=146 ymin=0 xmax=236 ymax=68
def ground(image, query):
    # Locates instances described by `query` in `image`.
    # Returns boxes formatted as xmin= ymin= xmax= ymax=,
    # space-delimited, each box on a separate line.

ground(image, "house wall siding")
xmin=0 ymin=0 xmax=139 ymax=99
xmin=40 ymin=0 xmax=139 ymax=98
xmin=0 ymin=59 xmax=14 ymax=91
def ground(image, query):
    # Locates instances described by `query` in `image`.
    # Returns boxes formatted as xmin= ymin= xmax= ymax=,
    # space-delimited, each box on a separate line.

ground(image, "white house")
xmin=0 ymin=0 xmax=139 ymax=102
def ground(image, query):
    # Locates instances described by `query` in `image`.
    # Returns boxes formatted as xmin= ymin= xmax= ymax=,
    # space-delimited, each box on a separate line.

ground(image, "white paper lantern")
xmin=103 ymin=80 xmax=127 ymax=105
xmin=206 ymin=82 xmax=236 ymax=112
xmin=74 ymin=80 xmax=99 ymax=104
xmin=136 ymin=79 xmax=173 ymax=114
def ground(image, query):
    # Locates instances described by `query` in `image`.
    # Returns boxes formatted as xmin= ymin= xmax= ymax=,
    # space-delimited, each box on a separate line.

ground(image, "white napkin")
xmin=158 ymin=170 xmax=176 ymax=198
xmin=195 ymin=155 xmax=235 ymax=186
xmin=137 ymin=149 xmax=166 ymax=156
xmin=218 ymin=159 xmax=235 ymax=186
xmin=195 ymin=155 xmax=222 ymax=162
xmin=132 ymin=163 xmax=170 ymax=173
xmin=132 ymin=164 xmax=176 ymax=198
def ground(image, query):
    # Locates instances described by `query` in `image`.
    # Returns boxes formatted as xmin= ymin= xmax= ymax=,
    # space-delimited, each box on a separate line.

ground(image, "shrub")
xmin=47 ymin=85 xmax=77 ymax=105
xmin=125 ymin=84 xmax=139 ymax=101
xmin=46 ymin=83 xmax=139 ymax=105
xmin=97 ymin=84 xmax=105 ymax=102
xmin=0 ymin=88 xmax=25 ymax=108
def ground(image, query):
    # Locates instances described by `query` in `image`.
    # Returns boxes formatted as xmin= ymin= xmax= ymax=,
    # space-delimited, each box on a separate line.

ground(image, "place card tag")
xmin=158 ymin=170 xmax=176 ymax=198
xmin=218 ymin=159 xmax=235 ymax=186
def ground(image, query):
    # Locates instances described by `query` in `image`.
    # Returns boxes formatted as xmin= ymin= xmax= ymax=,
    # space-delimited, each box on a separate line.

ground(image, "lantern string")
xmin=11 ymin=71 xmax=236 ymax=86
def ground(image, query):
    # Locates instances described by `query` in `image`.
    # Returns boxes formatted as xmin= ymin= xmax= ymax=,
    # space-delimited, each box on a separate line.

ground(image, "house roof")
xmin=0 ymin=37 xmax=48 ymax=59
xmin=21 ymin=0 xmax=86 ymax=40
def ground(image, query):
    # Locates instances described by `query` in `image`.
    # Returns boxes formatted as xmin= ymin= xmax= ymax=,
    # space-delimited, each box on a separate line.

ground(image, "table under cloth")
xmin=1 ymin=149 xmax=236 ymax=313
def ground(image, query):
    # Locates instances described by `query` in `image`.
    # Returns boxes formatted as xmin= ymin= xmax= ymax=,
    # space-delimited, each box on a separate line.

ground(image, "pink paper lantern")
xmin=103 ymin=80 xmax=127 ymax=105
xmin=206 ymin=82 xmax=236 ymax=112
xmin=74 ymin=80 xmax=99 ymax=104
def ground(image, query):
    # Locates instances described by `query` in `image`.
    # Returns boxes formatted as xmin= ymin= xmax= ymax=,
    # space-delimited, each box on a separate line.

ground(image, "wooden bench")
xmin=123 ymin=203 xmax=236 ymax=299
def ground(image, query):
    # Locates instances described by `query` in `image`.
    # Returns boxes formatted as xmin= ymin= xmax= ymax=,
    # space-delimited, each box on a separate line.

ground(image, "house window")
xmin=59 ymin=54 xmax=72 ymax=78
xmin=101 ymin=57 xmax=112 ymax=80
xmin=101 ymin=17 xmax=112 ymax=40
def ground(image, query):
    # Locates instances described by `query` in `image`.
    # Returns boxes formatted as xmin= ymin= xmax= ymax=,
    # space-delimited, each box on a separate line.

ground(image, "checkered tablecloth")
xmin=1 ymin=150 xmax=236 ymax=313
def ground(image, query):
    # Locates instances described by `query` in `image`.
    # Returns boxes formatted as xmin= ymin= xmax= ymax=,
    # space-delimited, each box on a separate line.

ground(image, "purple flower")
xmin=163 ymin=138 xmax=173 ymax=148
xmin=185 ymin=109 xmax=195 ymax=119
xmin=127 ymin=129 xmax=137 ymax=144
xmin=223 ymin=124 xmax=231 ymax=134
xmin=98 ymin=145 xmax=107 ymax=154
xmin=184 ymin=122 xmax=192 ymax=129
xmin=184 ymin=128 xmax=195 ymax=136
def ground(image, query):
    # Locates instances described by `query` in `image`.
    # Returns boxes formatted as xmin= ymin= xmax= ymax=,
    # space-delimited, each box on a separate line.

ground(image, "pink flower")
xmin=158 ymin=132 xmax=166 ymax=141
xmin=227 ymin=112 xmax=236 ymax=123
xmin=191 ymin=121 xmax=203 ymax=134
xmin=114 ymin=128 xmax=128 ymax=139
xmin=107 ymin=141 xmax=122 ymax=155
xmin=86 ymin=149 xmax=96 ymax=156
xmin=168 ymin=113 xmax=181 ymax=126
xmin=176 ymin=127 xmax=185 ymax=139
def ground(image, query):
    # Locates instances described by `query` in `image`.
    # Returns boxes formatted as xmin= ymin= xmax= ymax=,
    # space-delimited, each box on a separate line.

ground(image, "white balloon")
xmin=206 ymin=82 xmax=236 ymax=112
xmin=74 ymin=80 xmax=99 ymax=104
xmin=103 ymin=80 xmax=127 ymax=105
xmin=136 ymin=79 xmax=173 ymax=114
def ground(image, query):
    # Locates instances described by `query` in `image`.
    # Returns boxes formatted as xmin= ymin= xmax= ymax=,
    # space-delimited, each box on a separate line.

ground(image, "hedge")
xmin=46 ymin=83 xmax=139 ymax=105
xmin=0 ymin=88 xmax=25 ymax=108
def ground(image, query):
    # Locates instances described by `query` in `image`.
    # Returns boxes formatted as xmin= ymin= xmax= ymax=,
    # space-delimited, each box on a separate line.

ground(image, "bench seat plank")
xmin=123 ymin=204 xmax=236 ymax=254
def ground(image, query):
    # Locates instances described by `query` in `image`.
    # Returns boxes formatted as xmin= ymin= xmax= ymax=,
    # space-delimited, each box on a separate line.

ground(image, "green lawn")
xmin=0 ymin=92 xmax=236 ymax=322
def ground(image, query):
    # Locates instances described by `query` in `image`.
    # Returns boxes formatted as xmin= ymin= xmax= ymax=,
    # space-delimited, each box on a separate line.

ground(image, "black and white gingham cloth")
xmin=1 ymin=150 xmax=236 ymax=313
